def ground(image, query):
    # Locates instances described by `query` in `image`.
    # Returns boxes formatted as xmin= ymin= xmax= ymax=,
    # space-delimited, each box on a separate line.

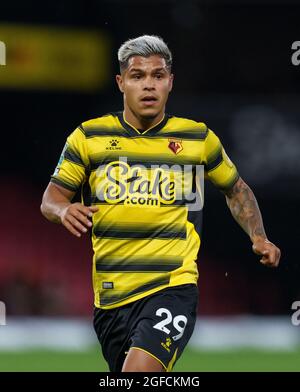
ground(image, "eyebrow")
xmin=129 ymin=67 xmax=166 ymax=73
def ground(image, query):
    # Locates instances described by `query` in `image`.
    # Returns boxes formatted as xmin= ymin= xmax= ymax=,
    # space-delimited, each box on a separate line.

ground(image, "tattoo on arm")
xmin=223 ymin=177 xmax=267 ymax=242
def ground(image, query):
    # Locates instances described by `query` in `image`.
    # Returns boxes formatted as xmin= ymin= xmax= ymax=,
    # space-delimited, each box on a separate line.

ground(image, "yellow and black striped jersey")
xmin=50 ymin=112 xmax=239 ymax=309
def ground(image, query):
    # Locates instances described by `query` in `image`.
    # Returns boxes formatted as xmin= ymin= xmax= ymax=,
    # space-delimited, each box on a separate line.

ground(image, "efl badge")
xmin=168 ymin=139 xmax=183 ymax=155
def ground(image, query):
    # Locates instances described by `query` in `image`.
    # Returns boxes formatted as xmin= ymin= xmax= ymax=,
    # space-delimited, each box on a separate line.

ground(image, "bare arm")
xmin=40 ymin=182 xmax=98 ymax=237
xmin=223 ymin=177 xmax=281 ymax=267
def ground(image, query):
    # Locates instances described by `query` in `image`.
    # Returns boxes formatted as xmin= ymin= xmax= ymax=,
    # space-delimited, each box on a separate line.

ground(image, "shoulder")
xmin=167 ymin=115 xmax=208 ymax=132
xmin=164 ymin=115 xmax=209 ymax=140
xmin=169 ymin=116 xmax=222 ymax=141
xmin=80 ymin=112 xmax=119 ymax=133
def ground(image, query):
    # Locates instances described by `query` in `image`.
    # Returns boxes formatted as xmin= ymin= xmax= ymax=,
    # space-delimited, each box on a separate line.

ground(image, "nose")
xmin=143 ymin=75 xmax=155 ymax=90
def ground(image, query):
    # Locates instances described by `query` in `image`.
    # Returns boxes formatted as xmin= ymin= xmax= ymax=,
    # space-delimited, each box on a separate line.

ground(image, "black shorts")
xmin=93 ymin=284 xmax=198 ymax=372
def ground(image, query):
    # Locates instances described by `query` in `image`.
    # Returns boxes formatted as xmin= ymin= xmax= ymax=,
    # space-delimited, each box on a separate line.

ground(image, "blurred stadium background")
xmin=0 ymin=0 xmax=300 ymax=372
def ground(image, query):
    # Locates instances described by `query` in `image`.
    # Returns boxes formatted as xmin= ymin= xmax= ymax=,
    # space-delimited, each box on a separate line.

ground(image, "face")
xmin=116 ymin=55 xmax=173 ymax=123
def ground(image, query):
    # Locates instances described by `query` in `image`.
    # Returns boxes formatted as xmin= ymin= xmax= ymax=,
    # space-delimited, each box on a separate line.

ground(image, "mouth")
xmin=140 ymin=96 xmax=158 ymax=106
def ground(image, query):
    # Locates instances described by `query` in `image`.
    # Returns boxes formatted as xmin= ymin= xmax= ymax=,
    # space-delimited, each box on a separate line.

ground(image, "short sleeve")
xmin=203 ymin=129 xmax=239 ymax=190
xmin=50 ymin=126 xmax=89 ymax=192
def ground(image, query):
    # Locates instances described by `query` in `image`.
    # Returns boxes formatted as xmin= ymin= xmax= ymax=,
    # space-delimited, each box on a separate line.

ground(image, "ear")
xmin=168 ymin=73 xmax=174 ymax=93
xmin=116 ymin=74 xmax=124 ymax=93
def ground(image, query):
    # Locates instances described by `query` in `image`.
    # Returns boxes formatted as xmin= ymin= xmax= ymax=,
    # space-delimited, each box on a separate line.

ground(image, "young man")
xmin=40 ymin=35 xmax=281 ymax=372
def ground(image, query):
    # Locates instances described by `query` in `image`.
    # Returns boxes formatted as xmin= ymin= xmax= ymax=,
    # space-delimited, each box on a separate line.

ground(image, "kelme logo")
xmin=106 ymin=139 xmax=121 ymax=150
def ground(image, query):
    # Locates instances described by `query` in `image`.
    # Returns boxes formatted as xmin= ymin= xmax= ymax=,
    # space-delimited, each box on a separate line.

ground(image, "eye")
xmin=132 ymin=74 xmax=141 ymax=80
xmin=155 ymin=73 xmax=163 ymax=79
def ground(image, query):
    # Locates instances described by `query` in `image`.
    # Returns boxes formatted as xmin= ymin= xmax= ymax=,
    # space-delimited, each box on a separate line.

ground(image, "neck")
xmin=123 ymin=106 xmax=165 ymax=131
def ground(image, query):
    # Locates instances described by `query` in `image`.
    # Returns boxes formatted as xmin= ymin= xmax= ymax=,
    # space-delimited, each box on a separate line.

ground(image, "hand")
xmin=252 ymin=238 xmax=281 ymax=267
xmin=60 ymin=203 xmax=99 ymax=237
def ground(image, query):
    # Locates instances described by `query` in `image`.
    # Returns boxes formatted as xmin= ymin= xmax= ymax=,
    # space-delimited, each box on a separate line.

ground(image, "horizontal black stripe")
xmin=93 ymin=227 xmax=186 ymax=240
xmin=94 ymin=229 xmax=186 ymax=240
xmin=82 ymin=112 xmax=207 ymax=140
xmin=90 ymin=196 xmax=123 ymax=205
xmin=50 ymin=177 xmax=78 ymax=192
xmin=85 ymin=129 xmax=207 ymax=141
xmin=64 ymin=149 xmax=85 ymax=167
xmin=90 ymin=158 xmax=199 ymax=171
xmin=96 ymin=256 xmax=182 ymax=272
xmin=206 ymin=149 xmax=223 ymax=172
xmin=96 ymin=263 xmax=181 ymax=272
xmin=100 ymin=276 xmax=170 ymax=306
xmin=84 ymin=128 xmax=128 ymax=138
xmin=158 ymin=130 xmax=208 ymax=140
